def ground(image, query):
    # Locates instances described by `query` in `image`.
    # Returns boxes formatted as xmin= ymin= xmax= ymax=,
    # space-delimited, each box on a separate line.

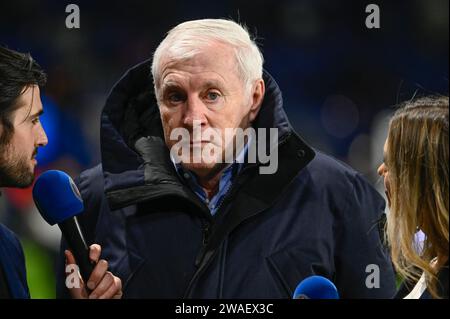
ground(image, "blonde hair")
xmin=151 ymin=19 xmax=263 ymax=96
xmin=385 ymin=96 xmax=449 ymax=298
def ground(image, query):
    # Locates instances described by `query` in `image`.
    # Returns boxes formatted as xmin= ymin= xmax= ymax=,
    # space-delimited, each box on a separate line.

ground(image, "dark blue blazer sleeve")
xmin=0 ymin=224 xmax=30 ymax=299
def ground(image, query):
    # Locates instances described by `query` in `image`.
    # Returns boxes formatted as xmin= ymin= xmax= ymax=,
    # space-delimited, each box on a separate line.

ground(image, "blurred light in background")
xmin=347 ymin=133 xmax=371 ymax=175
xmin=321 ymin=95 xmax=359 ymax=139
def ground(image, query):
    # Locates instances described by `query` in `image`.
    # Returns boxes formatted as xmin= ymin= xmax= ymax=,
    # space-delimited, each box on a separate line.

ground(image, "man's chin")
xmin=181 ymin=162 xmax=223 ymax=178
xmin=0 ymin=167 xmax=35 ymax=188
xmin=10 ymin=174 xmax=34 ymax=188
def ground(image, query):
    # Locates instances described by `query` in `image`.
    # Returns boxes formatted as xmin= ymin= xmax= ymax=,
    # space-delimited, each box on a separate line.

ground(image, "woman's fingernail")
xmin=87 ymin=281 xmax=95 ymax=290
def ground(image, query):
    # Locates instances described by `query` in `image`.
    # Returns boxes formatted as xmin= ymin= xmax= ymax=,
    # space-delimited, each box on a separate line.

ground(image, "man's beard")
xmin=0 ymin=146 xmax=35 ymax=188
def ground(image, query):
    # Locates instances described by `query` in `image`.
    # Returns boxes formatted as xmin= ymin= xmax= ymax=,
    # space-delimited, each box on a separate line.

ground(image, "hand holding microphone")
xmin=33 ymin=170 xmax=122 ymax=299
xmin=64 ymin=244 xmax=122 ymax=299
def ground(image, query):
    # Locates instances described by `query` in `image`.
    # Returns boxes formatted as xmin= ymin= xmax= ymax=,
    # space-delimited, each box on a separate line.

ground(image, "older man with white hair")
xmin=57 ymin=19 xmax=396 ymax=298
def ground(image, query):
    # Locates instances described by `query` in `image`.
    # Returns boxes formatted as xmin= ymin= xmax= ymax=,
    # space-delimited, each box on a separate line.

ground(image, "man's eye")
xmin=32 ymin=118 xmax=40 ymax=125
xmin=206 ymin=91 xmax=220 ymax=101
xmin=167 ymin=93 xmax=185 ymax=104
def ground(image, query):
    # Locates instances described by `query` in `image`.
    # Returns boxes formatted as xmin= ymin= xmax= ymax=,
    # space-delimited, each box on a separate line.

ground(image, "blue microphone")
xmin=293 ymin=276 xmax=339 ymax=299
xmin=33 ymin=170 xmax=94 ymax=283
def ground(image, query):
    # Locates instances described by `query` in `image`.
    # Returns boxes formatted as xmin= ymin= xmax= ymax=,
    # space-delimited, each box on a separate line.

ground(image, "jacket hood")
xmin=99 ymin=59 xmax=313 ymax=209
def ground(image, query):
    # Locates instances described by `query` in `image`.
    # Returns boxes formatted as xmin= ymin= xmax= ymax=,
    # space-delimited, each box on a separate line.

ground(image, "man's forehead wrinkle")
xmin=162 ymin=71 xmax=228 ymax=91
xmin=160 ymin=49 xmax=237 ymax=83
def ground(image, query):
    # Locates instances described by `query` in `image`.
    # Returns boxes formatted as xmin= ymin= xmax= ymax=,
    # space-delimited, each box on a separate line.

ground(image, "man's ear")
xmin=248 ymin=79 xmax=265 ymax=123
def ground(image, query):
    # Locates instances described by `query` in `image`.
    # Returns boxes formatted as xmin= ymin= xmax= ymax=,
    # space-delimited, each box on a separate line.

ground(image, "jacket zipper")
xmin=201 ymin=219 xmax=211 ymax=246
xmin=195 ymin=218 xmax=211 ymax=267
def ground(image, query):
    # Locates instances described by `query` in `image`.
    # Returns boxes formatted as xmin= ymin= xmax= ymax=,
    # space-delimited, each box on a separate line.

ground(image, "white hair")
xmin=151 ymin=19 xmax=264 ymax=97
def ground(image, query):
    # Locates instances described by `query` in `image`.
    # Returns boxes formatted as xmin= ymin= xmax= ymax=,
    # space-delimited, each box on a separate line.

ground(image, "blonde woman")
xmin=378 ymin=96 xmax=449 ymax=299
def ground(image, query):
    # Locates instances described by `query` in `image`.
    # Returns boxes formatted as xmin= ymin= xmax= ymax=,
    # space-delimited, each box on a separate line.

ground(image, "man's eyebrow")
xmin=161 ymin=82 xmax=181 ymax=90
xmin=29 ymin=109 xmax=44 ymax=119
xmin=202 ymin=80 xmax=224 ymax=89
xmin=161 ymin=80 xmax=224 ymax=89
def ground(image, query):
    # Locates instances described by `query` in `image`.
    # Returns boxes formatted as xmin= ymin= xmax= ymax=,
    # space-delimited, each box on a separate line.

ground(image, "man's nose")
xmin=182 ymin=95 xmax=207 ymax=127
xmin=37 ymin=124 xmax=48 ymax=147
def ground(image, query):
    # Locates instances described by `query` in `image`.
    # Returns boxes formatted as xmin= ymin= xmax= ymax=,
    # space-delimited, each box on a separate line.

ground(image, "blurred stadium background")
xmin=0 ymin=0 xmax=448 ymax=298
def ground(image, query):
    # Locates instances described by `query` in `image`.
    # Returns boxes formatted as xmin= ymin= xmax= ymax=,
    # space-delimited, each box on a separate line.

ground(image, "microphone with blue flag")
xmin=293 ymin=275 xmax=340 ymax=299
xmin=32 ymin=170 xmax=94 ymax=283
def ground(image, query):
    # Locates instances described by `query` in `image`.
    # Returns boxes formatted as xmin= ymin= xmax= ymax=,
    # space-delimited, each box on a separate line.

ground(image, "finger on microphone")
xmin=64 ymin=249 xmax=86 ymax=299
xmin=112 ymin=277 xmax=123 ymax=299
xmin=89 ymin=271 xmax=115 ymax=299
xmin=86 ymin=259 xmax=108 ymax=291
xmin=65 ymin=250 xmax=76 ymax=265
xmin=89 ymin=244 xmax=101 ymax=263
xmin=99 ymin=276 xmax=123 ymax=299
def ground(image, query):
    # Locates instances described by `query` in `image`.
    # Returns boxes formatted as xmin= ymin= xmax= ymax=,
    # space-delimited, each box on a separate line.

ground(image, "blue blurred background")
xmin=0 ymin=0 xmax=448 ymax=298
